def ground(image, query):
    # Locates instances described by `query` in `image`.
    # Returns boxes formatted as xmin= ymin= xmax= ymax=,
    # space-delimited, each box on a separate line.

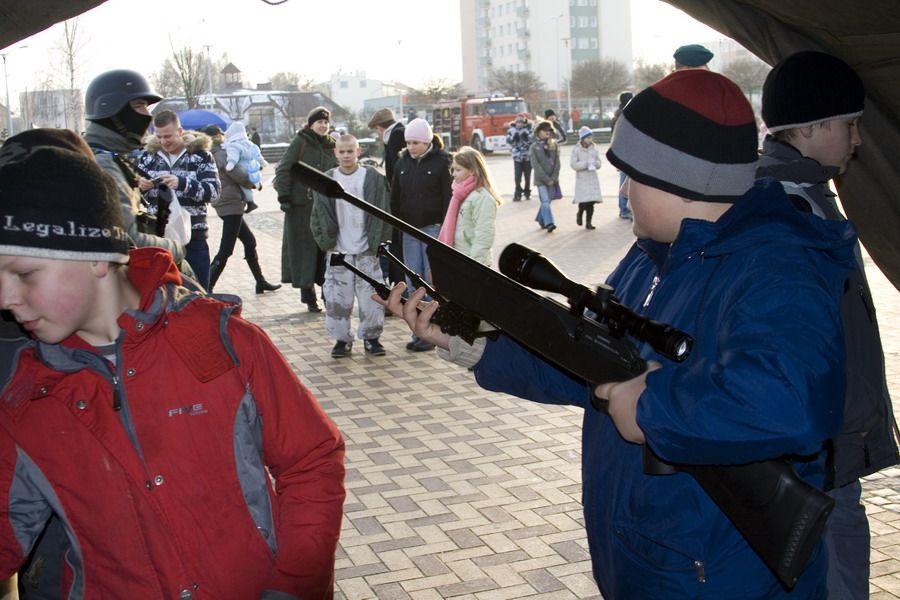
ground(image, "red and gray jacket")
xmin=0 ymin=248 xmax=345 ymax=599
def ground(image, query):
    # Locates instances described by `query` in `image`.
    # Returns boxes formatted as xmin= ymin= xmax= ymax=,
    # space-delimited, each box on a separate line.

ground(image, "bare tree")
xmin=52 ymin=18 xmax=86 ymax=130
xmin=152 ymin=58 xmax=182 ymax=99
xmin=173 ymin=46 xmax=208 ymax=108
xmin=633 ymin=59 xmax=670 ymax=90
xmin=722 ymin=57 xmax=771 ymax=97
xmin=416 ymin=78 xmax=465 ymax=103
xmin=488 ymin=68 xmax=545 ymax=101
xmin=269 ymin=71 xmax=317 ymax=91
xmin=571 ymin=59 xmax=631 ymax=108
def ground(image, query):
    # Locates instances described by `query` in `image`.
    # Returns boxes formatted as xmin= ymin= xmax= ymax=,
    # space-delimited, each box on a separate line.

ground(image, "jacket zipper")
xmin=111 ymin=374 xmax=122 ymax=411
xmin=643 ymin=275 xmax=660 ymax=310
xmin=694 ymin=559 xmax=706 ymax=583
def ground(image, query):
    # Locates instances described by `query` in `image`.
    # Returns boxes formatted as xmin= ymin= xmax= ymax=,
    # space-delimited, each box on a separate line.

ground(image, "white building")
xmin=328 ymin=71 xmax=383 ymax=112
xmin=460 ymin=0 xmax=633 ymax=95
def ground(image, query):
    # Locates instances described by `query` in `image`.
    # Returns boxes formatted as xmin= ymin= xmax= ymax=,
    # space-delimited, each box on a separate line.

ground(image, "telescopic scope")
xmin=499 ymin=243 xmax=692 ymax=362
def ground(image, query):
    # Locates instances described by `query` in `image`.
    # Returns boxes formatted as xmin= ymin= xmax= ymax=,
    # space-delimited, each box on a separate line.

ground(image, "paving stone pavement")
xmin=210 ymin=145 xmax=900 ymax=599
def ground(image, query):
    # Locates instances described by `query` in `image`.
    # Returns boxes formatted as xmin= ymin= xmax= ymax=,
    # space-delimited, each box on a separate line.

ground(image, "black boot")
xmin=208 ymin=258 xmax=226 ymax=292
xmin=299 ymin=286 xmax=321 ymax=312
xmin=245 ymin=251 xmax=282 ymax=294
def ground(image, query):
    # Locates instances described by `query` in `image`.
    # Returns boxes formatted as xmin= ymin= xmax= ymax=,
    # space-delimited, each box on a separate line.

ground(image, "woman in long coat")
xmin=275 ymin=106 xmax=337 ymax=311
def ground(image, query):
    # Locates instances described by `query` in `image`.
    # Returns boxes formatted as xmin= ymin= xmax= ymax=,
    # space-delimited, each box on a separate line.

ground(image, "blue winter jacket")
xmin=473 ymin=179 xmax=857 ymax=599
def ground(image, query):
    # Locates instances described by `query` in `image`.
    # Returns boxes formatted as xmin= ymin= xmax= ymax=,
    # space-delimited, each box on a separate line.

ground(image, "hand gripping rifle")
xmin=294 ymin=161 xmax=831 ymax=589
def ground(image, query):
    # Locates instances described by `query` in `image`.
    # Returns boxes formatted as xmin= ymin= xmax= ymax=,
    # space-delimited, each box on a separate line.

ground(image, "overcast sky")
xmin=1 ymin=0 xmax=721 ymax=111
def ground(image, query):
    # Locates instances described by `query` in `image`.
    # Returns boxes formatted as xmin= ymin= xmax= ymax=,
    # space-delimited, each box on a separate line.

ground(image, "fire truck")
xmin=430 ymin=95 xmax=528 ymax=153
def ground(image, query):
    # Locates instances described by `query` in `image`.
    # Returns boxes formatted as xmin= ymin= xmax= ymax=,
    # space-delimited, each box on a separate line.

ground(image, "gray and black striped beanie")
xmin=607 ymin=69 xmax=759 ymax=203
xmin=0 ymin=146 xmax=130 ymax=263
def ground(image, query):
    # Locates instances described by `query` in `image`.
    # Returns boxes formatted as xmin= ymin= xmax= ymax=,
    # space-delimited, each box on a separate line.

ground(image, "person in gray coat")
xmin=530 ymin=120 xmax=561 ymax=232
xmin=204 ymin=125 xmax=280 ymax=294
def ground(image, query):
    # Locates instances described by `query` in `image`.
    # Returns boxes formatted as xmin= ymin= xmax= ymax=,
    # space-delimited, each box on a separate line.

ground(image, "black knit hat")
xmin=307 ymin=106 xmax=330 ymax=127
xmin=0 ymin=146 xmax=130 ymax=263
xmin=607 ymin=70 xmax=758 ymax=202
xmin=762 ymin=51 xmax=864 ymax=133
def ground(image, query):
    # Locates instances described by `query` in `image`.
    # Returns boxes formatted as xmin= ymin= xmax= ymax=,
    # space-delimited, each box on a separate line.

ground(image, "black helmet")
xmin=84 ymin=69 xmax=162 ymax=121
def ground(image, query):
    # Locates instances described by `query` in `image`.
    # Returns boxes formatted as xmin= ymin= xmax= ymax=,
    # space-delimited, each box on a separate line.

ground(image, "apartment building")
xmin=461 ymin=0 xmax=633 ymax=95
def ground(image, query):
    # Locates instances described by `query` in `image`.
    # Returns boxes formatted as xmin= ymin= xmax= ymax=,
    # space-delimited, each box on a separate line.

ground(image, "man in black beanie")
xmin=82 ymin=69 xmax=186 ymax=266
xmin=757 ymin=50 xmax=898 ymax=600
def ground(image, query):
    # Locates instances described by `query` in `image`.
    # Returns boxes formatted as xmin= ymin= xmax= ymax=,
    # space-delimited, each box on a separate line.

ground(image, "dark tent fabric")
xmin=665 ymin=1 xmax=900 ymax=292
xmin=0 ymin=0 xmax=104 ymax=50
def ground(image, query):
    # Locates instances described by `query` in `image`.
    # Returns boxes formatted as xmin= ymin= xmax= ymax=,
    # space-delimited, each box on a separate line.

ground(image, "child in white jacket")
xmin=224 ymin=121 xmax=267 ymax=212
xmin=570 ymin=126 xmax=602 ymax=230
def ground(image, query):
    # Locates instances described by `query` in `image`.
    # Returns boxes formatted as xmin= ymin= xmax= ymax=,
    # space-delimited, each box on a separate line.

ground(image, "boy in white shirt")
xmin=310 ymin=134 xmax=392 ymax=357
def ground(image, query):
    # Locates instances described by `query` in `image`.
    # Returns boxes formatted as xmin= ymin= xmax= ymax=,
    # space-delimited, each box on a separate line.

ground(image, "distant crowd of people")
xmin=0 ymin=42 xmax=895 ymax=600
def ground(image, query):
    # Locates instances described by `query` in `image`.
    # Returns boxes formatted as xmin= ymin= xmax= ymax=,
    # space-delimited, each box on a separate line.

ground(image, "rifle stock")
xmin=292 ymin=160 xmax=831 ymax=589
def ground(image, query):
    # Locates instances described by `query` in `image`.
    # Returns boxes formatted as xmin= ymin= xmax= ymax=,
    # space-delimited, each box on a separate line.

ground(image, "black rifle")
xmin=294 ymin=161 xmax=832 ymax=589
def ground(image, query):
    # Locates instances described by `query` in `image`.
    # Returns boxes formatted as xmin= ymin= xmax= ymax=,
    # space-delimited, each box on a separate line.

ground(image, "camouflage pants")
xmin=323 ymin=253 xmax=385 ymax=343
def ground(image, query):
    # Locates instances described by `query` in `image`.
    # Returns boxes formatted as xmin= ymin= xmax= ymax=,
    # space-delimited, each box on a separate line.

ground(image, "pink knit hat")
xmin=404 ymin=118 xmax=433 ymax=143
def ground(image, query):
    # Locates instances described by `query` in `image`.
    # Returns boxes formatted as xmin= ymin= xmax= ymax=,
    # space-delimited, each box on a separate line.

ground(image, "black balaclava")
xmin=95 ymin=104 xmax=153 ymax=148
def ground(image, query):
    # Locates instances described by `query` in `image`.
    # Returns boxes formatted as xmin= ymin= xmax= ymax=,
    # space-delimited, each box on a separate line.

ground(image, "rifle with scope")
xmin=296 ymin=160 xmax=833 ymax=590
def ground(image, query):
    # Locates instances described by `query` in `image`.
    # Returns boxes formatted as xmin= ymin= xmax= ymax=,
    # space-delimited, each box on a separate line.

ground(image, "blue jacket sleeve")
xmin=473 ymin=334 xmax=593 ymax=410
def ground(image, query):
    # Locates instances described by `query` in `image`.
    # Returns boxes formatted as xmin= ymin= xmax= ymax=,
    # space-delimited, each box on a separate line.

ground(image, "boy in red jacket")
xmin=0 ymin=145 xmax=344 ymax=599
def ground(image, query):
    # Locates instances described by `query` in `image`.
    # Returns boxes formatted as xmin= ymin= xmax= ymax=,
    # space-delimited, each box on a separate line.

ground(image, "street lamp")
xmin=554 ymin=14 xmax=563 ymax=113
xmin=396 ymin=40 xmax=405 ymax=122
xmin=203 ymin=45 xmax=214 ymax=109
xmin=562 ymin=37 xmax=572 ymax=126
xmin=2 ymin=53 xmax=12 ymax=137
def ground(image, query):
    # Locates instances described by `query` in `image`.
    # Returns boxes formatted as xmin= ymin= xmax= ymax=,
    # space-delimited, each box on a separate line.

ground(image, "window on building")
xmin=591 ymin=37 xmax=598 ymax=49
xmin=590 ymin=16 xmax=597 ymax=27
xmin=578 ymin=38 xmax=589 ymax=49
xmin=360 ymin=80 xmax=367 ymax=88
xmin=340 ymin=81 xmax=348 ymax=88
xmin=578 ymin=15 xmax=588 ymax=27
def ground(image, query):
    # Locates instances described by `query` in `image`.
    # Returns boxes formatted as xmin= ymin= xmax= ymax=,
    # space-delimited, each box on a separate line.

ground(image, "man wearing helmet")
xmin=83 ymin=69 xmax=186 ymax=265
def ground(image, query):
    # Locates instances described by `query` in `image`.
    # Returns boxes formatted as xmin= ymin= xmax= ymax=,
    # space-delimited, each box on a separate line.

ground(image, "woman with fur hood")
xmin=136 ymin=110 xmax=221 ymax=290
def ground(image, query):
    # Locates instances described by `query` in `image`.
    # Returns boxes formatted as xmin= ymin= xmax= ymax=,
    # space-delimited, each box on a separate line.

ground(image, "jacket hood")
xmin=756 ymin=136 xmax=840 ymax=185
xmin=642 ymin=178 xmax=857 ymax=268
xmin=46 ymin=248 xmax=185 ymax=354
xmin=225 ymin=122 xmax=247 ymax=144
xmin=144 ymin=130 xmax=213 ymax=154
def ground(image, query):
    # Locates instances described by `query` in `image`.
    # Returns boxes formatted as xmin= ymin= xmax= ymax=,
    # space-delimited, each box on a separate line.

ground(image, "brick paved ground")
xmin=213 ymin=144 xmax=900 ymax=599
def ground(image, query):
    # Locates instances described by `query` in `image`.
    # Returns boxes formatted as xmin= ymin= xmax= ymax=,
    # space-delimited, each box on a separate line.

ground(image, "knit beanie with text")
xmin=0 ymin=146 xmax=130 ymax=263
xmin=606 ymin=69 xmax=758 ymax=202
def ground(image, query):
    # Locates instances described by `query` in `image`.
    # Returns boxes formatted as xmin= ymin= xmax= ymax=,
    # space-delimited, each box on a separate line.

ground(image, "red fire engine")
xmin=430 ymin=95 xmax=528 ymax=153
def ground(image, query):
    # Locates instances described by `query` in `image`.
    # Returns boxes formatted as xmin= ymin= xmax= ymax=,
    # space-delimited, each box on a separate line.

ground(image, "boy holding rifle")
xmin=379 ymin=70 xmax=856 ymax=598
